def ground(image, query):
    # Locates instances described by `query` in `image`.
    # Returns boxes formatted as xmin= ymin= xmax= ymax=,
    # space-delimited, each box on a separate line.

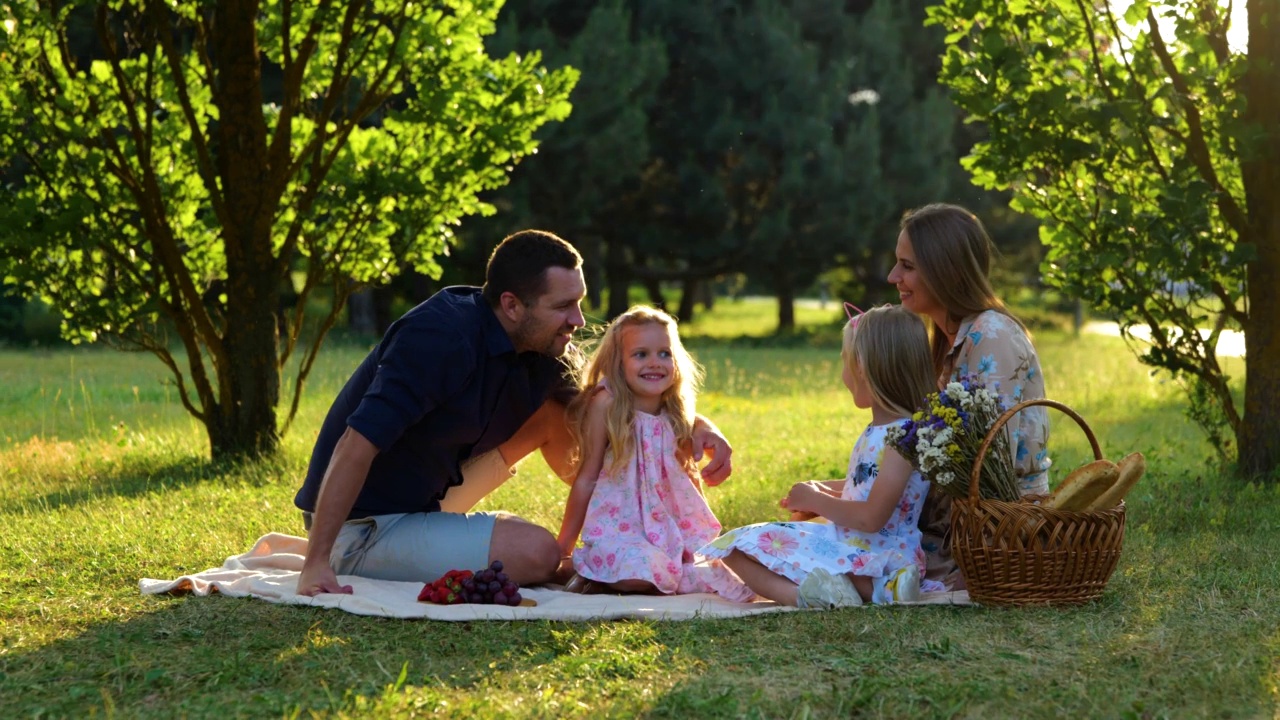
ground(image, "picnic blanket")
xmin=139 ymin=533 xmax=972 ymax=621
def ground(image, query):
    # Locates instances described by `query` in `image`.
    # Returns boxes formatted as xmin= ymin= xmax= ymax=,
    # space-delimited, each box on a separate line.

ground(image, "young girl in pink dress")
xmin=557 ymin=306 xmax=752 ymax=600
xmin=700 ymin=304 xmax=938 ymax=608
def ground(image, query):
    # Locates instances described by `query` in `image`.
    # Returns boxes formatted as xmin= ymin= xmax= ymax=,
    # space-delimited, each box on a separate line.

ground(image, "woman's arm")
xmin=556 ymin=390 xmax=611 ymax=556
xmin=783 ymin=449 xmax=914 ymax=534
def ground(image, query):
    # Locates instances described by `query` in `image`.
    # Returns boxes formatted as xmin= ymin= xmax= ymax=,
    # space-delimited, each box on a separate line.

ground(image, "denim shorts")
xmin=321 ymin=511 xmax=499 ymax=583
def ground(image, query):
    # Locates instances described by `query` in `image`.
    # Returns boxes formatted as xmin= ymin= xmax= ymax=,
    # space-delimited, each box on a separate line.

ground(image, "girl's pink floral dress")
xmin=700 ymin=423 xmax=931 ymax=586
xmin=572 ymin=411 xmax=753 ymax=601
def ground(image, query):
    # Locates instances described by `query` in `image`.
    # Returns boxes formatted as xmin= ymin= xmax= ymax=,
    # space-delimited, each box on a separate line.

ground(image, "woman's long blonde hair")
xmin=843 ymin=305 xmax=936 ymax=418
xmin=568 ymin=306 xmax=702 ymax=476
xmin=899 ymin=203 xmax=1028 ymax=374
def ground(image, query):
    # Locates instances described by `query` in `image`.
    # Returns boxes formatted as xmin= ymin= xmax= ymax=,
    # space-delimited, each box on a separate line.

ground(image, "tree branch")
xmin=110 ymin=327 xmax=207 ymax=423
xmin=1196 ymin=0 xmax=1231 ymax=65
xmin=1099 ymin=1 xmax=1173 ymax=185
xmin=1145 ymin=8 xmax=1249 ymax=237
xmin=281 ymin=274 xmax=353 ymax=436
xmin=275 ymin=7 xmax=410 ymax=276
xmin=146 ymin=0 xmax=227 ymax=224
xmin=100 ymin=4 xmax=226 ymax=381
xmin=266 ymin=0 xmax=333 ymax=209
xmin=1075 ymin=0 xmax=1117 ymax=103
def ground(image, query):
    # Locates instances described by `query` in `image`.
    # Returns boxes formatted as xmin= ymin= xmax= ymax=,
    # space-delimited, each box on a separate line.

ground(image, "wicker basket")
xmin=951 ymin=399 xmax=1126 ymax=607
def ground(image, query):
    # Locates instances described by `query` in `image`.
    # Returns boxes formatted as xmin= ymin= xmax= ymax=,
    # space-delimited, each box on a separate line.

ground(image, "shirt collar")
xmin=478 ymin=294 xmax=518 ymax=356
xmin=944 ymin=313 xmax=981 ymax=358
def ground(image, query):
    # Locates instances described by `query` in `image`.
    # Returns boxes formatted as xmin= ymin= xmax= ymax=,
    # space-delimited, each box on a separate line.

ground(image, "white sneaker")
xmin=797 ymin=568 xmax=863 ymax=609
xmin=884 ymin=564 xmax=921 ymax=604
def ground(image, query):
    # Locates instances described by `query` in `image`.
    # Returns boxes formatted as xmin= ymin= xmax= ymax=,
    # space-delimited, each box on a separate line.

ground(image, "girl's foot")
xmin=564 ymin=573 xmax=601 ymax=594
xmin=796 ymin=569 xmax=863 ymax=609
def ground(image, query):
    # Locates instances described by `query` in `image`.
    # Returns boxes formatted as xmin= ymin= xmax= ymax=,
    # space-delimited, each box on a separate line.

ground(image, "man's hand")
xmin=296 ymin=562 xmax=354 ymax=597
xmin=691 ymin=419 xmax=733 ymax=486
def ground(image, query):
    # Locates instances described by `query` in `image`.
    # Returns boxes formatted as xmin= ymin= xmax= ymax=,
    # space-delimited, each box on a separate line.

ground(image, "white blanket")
xmin=140 ymin=533 xmax=971 ymax=621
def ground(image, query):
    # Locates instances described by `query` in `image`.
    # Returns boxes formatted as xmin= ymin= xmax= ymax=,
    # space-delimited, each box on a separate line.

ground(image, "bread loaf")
xmin=1046 ymin=459 xmax=1119 ymax=511
xmin=1087 ymin=451 xmax=1145 ymax=510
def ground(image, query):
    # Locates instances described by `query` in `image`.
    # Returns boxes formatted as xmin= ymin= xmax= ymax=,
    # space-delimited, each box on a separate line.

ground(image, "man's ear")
xmin=499 ymin=291 xmax=525 ymax=322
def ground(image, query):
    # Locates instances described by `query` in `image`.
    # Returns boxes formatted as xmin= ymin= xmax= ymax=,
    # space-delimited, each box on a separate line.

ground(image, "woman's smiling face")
xmin=887 ymin=230 xmax=944 ymax=324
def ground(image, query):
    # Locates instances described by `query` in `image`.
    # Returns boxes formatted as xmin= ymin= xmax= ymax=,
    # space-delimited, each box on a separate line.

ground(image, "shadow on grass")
xmin=6 ymin=501 xmax=1279 ymax=720
xmin=0 ymin=592 xmax=1011 ymax=718
xmin=0 ymin=452 xmax=288 ymax=516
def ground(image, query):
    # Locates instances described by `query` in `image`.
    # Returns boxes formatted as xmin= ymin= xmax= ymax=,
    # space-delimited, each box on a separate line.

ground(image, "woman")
xmin=888 ymin=203 xmax=1051 ymax=589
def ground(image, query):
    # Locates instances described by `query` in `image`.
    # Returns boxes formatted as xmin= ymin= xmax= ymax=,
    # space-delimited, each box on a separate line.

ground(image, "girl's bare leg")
xmin=604 ymin=579 xmax=659 ymax=594
xmin=723 ymin=550 xmax=800 ymax=606
xmin=851 ymin=574 xmax=873 ymax=602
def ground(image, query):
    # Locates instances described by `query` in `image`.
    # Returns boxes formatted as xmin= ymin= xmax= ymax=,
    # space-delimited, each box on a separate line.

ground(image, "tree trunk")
xmin=347 ymin=288 xmax=378 ymax=336
xmin=676 ymin=277 xmax=698 ymax=322
xmin=699 ymin=279 xmax=715 ymax=311
xmin=208 ymin=0 xmax=281 ymax=461
xmin=373 ymin=285 xmax=395 ymax=336
xmin=1239 ymin=0 xmax=1280 ymax=478
xmin=776 ymin=273 xmax=796 ymax=333
xmin=582 ymin=233 xmax=604 ymax=311
xmin=642 ymin=277 xmax=665 ymax=311
xmin=606 ymin=240 xmax=631 ymax=320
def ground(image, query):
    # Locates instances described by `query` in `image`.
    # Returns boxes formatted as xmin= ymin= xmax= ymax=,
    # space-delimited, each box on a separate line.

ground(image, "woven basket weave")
xmin=951 ymin=399 xmax=1126 ymax=607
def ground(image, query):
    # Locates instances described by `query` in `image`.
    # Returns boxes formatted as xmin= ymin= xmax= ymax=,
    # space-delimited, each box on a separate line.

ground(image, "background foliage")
xmin=0 ymin=0 xmax=575 ymax=459
xmin=928 ymin=0 xmax=1279 ymax=477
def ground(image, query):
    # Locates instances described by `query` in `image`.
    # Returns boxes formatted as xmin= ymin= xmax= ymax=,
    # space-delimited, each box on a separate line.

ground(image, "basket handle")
xmin=968 ymin=398 xmax=1102 ymax=500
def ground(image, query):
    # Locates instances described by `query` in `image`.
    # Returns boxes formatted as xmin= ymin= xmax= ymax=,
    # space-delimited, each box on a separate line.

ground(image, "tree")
xmin=929 ymin=0 xmax=1280 ymax=476
xmin=444 ymin=1 xmax=964 ymax=327
xmin=0 ymin=1 xmax=576 ymax=460
xmin=463 ymin=0 xmax=669 ymax=318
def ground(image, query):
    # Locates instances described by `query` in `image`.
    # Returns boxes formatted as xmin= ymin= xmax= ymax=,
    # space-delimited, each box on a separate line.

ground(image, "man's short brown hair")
xmin=482 ymin=230 xmax=583 ymax=307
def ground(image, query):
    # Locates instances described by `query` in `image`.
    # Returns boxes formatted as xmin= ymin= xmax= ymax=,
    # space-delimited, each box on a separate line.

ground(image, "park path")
xmin=1082 ymin=321 xmax=1245 ymax=358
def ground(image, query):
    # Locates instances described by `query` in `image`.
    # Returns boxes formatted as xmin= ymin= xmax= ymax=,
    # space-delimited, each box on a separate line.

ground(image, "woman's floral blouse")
xmin=942 ymin=309 xmax=1051 ymax=495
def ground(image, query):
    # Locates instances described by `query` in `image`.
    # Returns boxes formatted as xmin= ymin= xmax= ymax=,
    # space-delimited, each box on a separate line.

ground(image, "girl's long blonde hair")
xmin=899 ymin=203 xmax=1028 ymax=374
xmin=842 ymin=305 xmax=935 ymax=418
xmin=568 ymin=306 xmax=703 ymax=476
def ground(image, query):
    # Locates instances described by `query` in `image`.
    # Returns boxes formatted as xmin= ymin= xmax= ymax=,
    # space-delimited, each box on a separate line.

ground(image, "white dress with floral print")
xmin=699 ymin=423 xmax=929 ymax=585
xmin=572 ymin=411 xmax=754 ymax=601
xmin=944 ymin=310 xmax=1051 ymax=495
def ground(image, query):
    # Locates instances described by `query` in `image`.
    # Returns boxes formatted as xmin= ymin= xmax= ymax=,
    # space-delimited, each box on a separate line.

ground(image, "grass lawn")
xmin=0 ymin=298 xmax=1276 ymax=718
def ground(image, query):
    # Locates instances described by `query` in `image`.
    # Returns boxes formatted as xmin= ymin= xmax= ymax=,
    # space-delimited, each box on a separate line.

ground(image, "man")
xmin=295 ymin=230 xmax=732 ymax=596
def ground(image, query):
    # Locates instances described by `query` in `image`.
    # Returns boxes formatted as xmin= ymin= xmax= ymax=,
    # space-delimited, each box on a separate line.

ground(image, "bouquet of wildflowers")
xmin=885 ymin=377 xmax=1021 ymax=502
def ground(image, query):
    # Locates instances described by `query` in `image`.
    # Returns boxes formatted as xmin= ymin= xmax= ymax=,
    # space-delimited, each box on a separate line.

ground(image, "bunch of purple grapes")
xmin=461 ymin=560 xmax=523 ymax=606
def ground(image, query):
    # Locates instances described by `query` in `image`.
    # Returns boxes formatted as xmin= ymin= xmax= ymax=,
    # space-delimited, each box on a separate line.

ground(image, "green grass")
xmin=1 ymin=298 xmax=1277 ymax=719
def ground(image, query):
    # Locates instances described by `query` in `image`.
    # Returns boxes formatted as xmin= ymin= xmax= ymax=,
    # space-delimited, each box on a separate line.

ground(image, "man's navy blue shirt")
xmin=293 ymin=286 xmax=572 ymax=518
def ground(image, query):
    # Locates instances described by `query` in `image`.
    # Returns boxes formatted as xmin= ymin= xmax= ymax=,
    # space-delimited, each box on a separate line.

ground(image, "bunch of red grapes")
xmin=418 ymin=560 xmax=524 ymax=606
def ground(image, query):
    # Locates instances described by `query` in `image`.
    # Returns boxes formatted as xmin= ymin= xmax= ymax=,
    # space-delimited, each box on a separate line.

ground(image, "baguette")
xmin=1087 ymin=451 xmax=1146 ymax=510
xmin=1046 ymin=459 xmax=1119 ymax=511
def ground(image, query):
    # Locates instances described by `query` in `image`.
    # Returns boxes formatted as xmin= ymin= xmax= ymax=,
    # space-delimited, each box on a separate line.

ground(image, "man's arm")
xmin=691 ymin=414 xmax=733 ymax=486
xmin=296 ymin=427 xmax=380 ymax=596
